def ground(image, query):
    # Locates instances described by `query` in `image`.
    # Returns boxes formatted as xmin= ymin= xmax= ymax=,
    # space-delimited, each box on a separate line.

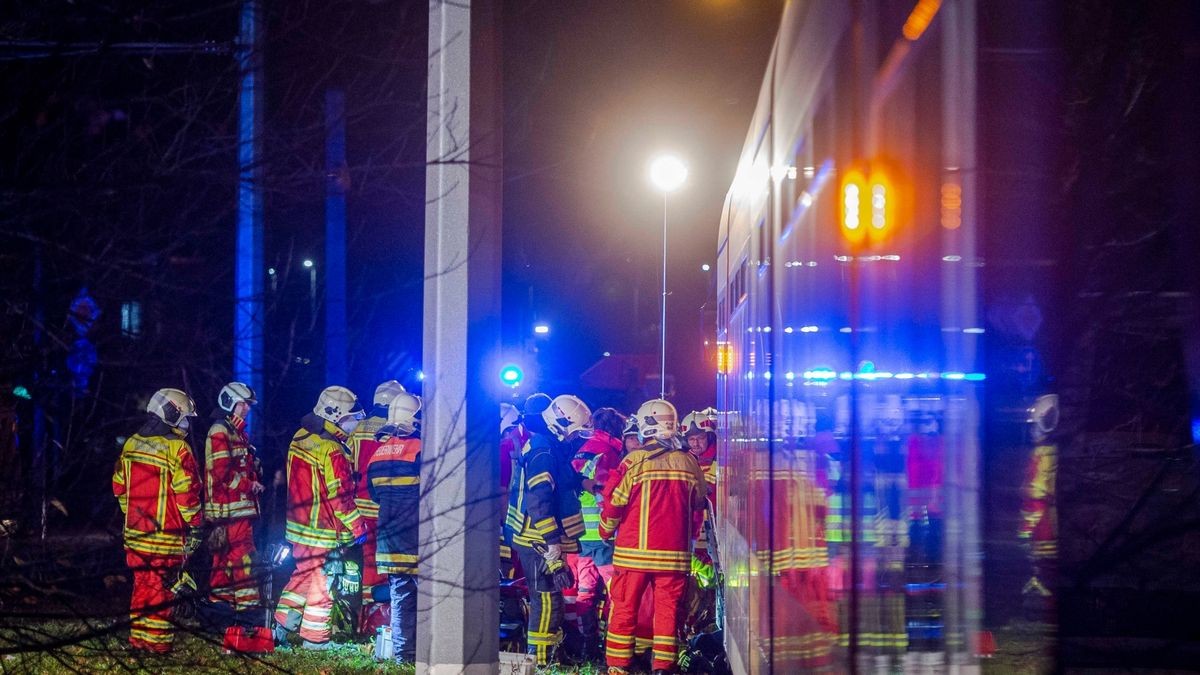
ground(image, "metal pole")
xmin=234 ymin=0 xmax=263 ymax=441
xmin=661 ymin=194 xmax=668 ymax=399
xmin=325 ymin=89 xmax=348 ymax=385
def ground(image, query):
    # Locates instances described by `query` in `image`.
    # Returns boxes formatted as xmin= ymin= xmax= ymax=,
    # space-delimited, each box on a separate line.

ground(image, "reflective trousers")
xmin=359 ymin=515 xmax=390 ymax=632
xmin=567 ymin=553 xmax=603 ymax=653
xmin=514 ymin=543 xmax=563 ymax=665
xmin=126 ymin=550 xmax=182 ymax=653
xmin=389 ymin=573 xmax=417 ymax=663
xmin=606 ymin=568 xmax=686 ymax=671
xmin=208 ymin=518 xmax=260 ymax=610
xmin=274 ymin=543 xmax=334 ymax=644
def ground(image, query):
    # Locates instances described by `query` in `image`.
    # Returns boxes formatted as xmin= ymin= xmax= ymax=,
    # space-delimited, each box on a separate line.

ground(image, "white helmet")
xmin=500 ymin=402 xmax=520 ymax=434
xmin=374 ymin=380 xmax=407 ymax=408
xmin=622 ymin=415 xmax=640 ymax=438
xmin=1029 ymin=394 xmax=1059 ymax=443
xmin=386 ymin=392 xmax=422 ymax=436
xmin=543 ymin=394 xmax=593 ymax=441
xmin=637 ymin=399 xmax=678 ymax=442
xmin=683 ymin=407 xmax=717 ymax=437
xmin=147 ymin=388 xmax=197 ymax=430
xmin=314 ymin=385 xmax=364 ymax=424
xmin=218 ymin=381 xmax=257 ymax=414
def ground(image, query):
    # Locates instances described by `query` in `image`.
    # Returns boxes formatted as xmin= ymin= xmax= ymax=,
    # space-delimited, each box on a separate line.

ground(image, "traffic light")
xmin=499 ymin=364 xmax=524 ymax=388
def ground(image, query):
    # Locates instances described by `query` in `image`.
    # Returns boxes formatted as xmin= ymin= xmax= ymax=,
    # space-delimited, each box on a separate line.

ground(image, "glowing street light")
xmin=533 ymin=322 xmax=550 ymax=336
xmin=648 ymin=153 xmax=688 ymax=398
xmin=649 ymin=155 xmax=688 ymax=193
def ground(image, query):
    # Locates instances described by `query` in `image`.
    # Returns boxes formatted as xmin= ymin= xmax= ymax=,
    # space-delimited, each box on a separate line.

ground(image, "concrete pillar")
xmin=417 ymin=0 xmax=502 ymax=673
xmin=234 ymin=0 xmax=264 ymax=438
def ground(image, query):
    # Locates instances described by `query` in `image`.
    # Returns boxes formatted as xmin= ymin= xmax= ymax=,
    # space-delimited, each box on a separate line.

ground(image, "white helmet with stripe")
xmin=386 ymin=392 xmax=422 ymax=437
xmin=542 ymin=394 xmax=593 ymax=441
xmin=217 ymin=381 xmax=257 ymax=414
xmin=374 ymin=380 xmax=407 ymax=408
xmin=637 ymin=398 xmax=678 ymax=443
xmin=147 ymin=388 xmax=198 ymax=431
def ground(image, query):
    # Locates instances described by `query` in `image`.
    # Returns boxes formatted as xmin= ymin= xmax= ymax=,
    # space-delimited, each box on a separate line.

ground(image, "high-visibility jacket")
xmin=112 ymin=421 xmax=203 ymax=556
xmin=204 ymin=414 xmax=260 ymax=521
xmin=599 ymin=440 xmax=707 ymax=572
xmin=573 ymin=430 xmax=623 ymax=542
xmin=284 ymin=414 xmax=366 ymax=549
xmin=348 ymin=413 xmax=387 ymax=520
xmin=366 ymin=433 xmax=421 ymax=575
xmin=506 ymin=432 xmax=585 ymax=553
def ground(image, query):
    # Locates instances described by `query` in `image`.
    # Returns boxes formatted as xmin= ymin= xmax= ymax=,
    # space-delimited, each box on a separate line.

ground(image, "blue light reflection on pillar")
xmin=234 ymin=0 xmax=263 ymax=439
xmin=325 ymin=89 xmax=347 ymax=385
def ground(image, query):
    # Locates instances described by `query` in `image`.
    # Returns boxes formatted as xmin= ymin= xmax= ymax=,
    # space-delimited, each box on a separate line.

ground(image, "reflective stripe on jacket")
xmin=113 ymin=426 xmax=203 ymax=556
xmin=348 ymin=414 xmax=387 ymax=519
xmin=505 ymin=433 xmax=585 ymax=553
xmin=366 ymin=434 xmax=421 ymax=574
xmin=573 ymin=430 xmax=623 ymax=542
xmin=599 ymin=440 xmax=706 ymax=572
xmin=284 ymin=415 xmax=366 ymax=549
xmin=204 ymin=415 xmax=260 ymax=521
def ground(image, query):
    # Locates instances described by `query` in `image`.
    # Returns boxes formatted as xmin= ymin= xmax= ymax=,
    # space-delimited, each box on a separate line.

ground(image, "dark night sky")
xmin=502 ymin=0 xmax=783 ymax=413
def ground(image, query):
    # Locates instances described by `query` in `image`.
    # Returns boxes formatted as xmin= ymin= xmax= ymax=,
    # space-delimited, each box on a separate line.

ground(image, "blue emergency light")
xmin=499 ymin=364 xmax=524 ymax=387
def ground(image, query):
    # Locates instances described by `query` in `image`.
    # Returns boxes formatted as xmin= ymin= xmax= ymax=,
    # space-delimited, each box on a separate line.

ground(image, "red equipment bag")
xmin=222 ymin=625 xmax=275 ymax=654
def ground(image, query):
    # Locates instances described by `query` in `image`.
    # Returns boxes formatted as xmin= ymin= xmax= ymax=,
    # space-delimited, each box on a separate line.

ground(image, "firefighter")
xmin=274 ymin=386 xmax=369 ymax=650
xmin=112 ymin=388 xmax=204 ymax=653
xmin=500 ymin=393 xmax=551 ymax=581
xmin=1020 ymin=394 xmax=1058 ymax=612
xmin=348 ymin=379 xmax=406 ymax=632
xmin=600 ymin=399 xmax=707 ymax=675
xmin=621 ymin=415 xmax=642 ymax=454
xmin=682 ymin=408 xmax=718 ymax=567
xmin=505 ymin=393 xmax=591 ymax=666
xmin=204 ymin=381 xmax=263 ymax=620
xmin=572 ymin=407 xmax=626 ymax=662
xmin=365 ymin=391 xmax=423 ymax=664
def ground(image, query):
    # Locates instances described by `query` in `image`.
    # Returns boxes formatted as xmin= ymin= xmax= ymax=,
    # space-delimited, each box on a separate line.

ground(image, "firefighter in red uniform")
xmin=600 ymin=399 xmax=707 ymax=675
xmin=682 ymin=408 xmax=718 ymax=568
xmin=274 ymin=386 xmax=369 ymax=650
xmin=112 ymin=388 xmax=204 ymax=653
xmin=347 ymin=379 xmax=406 ymax=632
xmin=204 ymin=382 xmax=263 ymax=618
xmin=1020 ymin=394 xmax=1058 ymax=613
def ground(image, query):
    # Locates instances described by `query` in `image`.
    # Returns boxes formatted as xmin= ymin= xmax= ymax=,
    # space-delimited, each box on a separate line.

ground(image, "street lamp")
xmin=303 ymin=259 xmax=316 ymax=319
xmin=648 ymin=154 xmax=688 ymax=398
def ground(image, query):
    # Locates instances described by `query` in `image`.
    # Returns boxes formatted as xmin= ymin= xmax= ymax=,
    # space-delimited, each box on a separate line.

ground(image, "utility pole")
xmin=417 ymin=0 xmax=502 ymax=672
xmin=325 ymin=89 xmax=348 ymax=386
xmin=234 ymin=0 xmax=264 ymax=437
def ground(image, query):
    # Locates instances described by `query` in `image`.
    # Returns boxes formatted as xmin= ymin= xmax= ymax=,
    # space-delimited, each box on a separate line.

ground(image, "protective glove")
xmin=353 ymin=531 xmax=369 ymax=546
xmin=251 ymin=481 xmax=265 ymax=495
xmin=183 ymin=526 xmax=204 ymax=556
xmin=339 ymin=560 xmax=361 ymax=596
xmin=535 ymin=544 xmax=574 ymax=591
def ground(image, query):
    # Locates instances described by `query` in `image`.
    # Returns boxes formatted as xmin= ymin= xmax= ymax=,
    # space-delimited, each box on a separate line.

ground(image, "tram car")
xmin=713 ymin=0 xmax=1075 ymax=671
